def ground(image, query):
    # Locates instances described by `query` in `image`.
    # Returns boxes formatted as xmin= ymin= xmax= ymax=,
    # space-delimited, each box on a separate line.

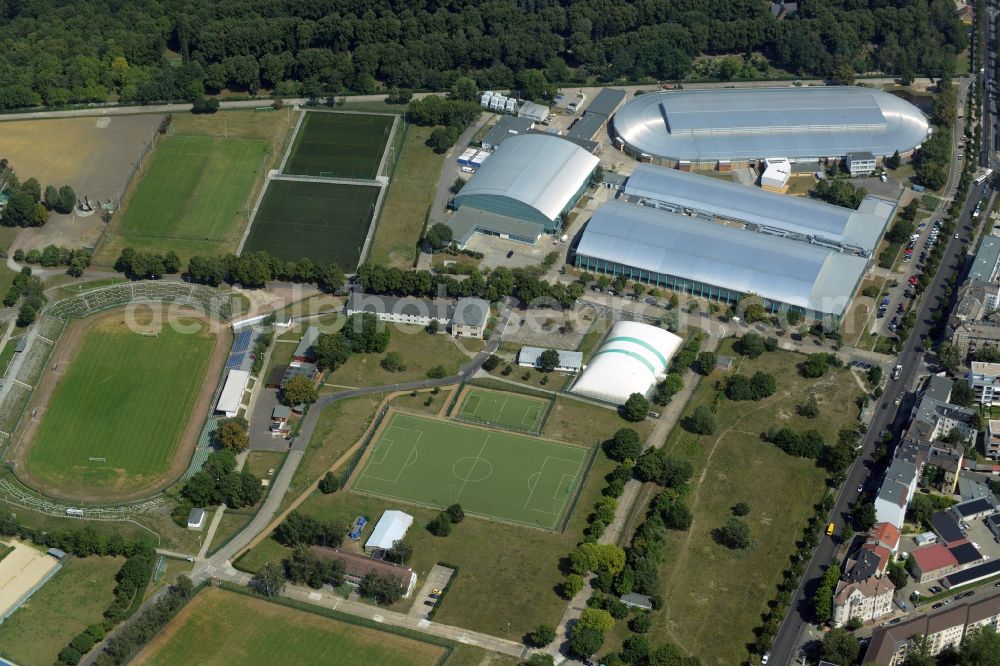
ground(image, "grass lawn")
xmin=576 ymin=311 xmax=610 ymax=357
xmin=323 ymin=328 xmax=471 ymax=388
xmin=246 ymin=451 xmax=287 ymax=480
xmin=0 ymin=226 xmax=19 ymax=254
xmin=238 ymin=446 xmax=618 ymax=638
xmin=0 ymin=555 xmax=123 ymax=666
xmin=368 ymin=125 xmax=445 ymax=268
xmin=393 ymin=388 xmax=451 ymax=415
xmin=921 ymin=194 xmax=942 ymax=211
xmin=283 ymin=111 xmax=393 ymax=179
xmin=455 ymin=387 xmax=549 ymax=432
xmin=483 ymin=363 xmax=573 ymax=393
xmin=243 ymin=179 xmax=380 ymax=268
xmin=647 ymin=340 xmax=862 ymax=664
xmin=54 ymin=277 xmax=127 ymax=299
xmin=26 ymin=317 xmax=215 ymax=496
xmin=542 ymin=395 xmax=652 ymax=445
xmin=278 ymin=394 xmax=384 ymax=515
xmin=105 ymin=134 xmax=268 ymax=262
xmin=352 ymin=412 xmax=589 ymax=529
xmin=134 ymin=587 xmax=449 ymax=666
xmin=0 ymin=337 xmax=19 ymax=375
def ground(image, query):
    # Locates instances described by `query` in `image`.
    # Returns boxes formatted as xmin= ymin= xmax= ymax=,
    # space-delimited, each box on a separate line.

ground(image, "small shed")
xmin=14 ymin=337 xmax=26 ymax=353
xmin=187 ymin=508 xmax=206 ymax=530
xmin=914 ymin=531 xmax=938 ymax=547
xmin=620 ymin=593 xmax=653 ymax=610
xmin=715 ymin=355 xmax=734 ymax=372
xmin=365 ymin=510 xmax=414 ymax=553
xmin=271 ymin=405 xmax=291 ymax=423
xmin=518 ymin=101 xmax=550 ymax=123
xmin=47 ymin=548 xmax=66 ymax=560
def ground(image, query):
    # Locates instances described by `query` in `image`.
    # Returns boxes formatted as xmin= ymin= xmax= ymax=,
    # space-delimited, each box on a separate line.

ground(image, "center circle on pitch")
xmin=452 ymin=457 xmax=494 ymax=483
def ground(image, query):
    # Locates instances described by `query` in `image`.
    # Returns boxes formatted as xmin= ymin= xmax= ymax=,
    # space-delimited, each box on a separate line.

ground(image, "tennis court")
xmin=283 ymin=112 xmax=394 ymax=179
xmin=352 ymin=413 xmax=590 ymax=530
xmin=456 ymin=387 xmax=548 ymax=433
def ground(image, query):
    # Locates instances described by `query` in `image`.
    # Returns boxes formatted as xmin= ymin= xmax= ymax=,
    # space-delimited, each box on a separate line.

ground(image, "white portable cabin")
xmin=458 ymin=147 xmax=477 ymax=165
xmin=489 ymin=95 xmax=505 ymax=111
xmin=469 ymin=150 xmax=489 ymax=167
xmin=480 ymin=91 xmax=494 ymax=108
xmin=505 ymin=97 xmax=518 ymax=113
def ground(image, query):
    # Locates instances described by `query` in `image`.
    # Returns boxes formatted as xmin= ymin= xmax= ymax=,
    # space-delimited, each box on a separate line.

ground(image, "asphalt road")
xmin=768 ymin=75 xmax=996 ymax=666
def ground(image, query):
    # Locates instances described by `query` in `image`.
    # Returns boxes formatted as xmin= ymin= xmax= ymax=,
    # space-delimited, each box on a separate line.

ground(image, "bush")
xmin=723 ymin=372 xmax=776 ymax=401
xmin=561 ymin=574 xmax=584 ymax=598
xmin=732 ymin=501 xmax=750 ymax=516
xmin=800 ymin=353 xmax=830 ymax=378
xmin=527 ymin=624 xmax=557 ymax=647
xmin=482 ymin=354 xmax=500 ymax=371
xmin=318 ymin=472 xmax=341 ymax=494
xmin=683 ymin=404 xmax=716 ymax=435
xmin=381 ymin=351 xmax=406 ymax=372
xmin=427 ymin=512 xmax=452 ymax=536
xmin=606 ymin=428 xmax=642 ymax=461
xmin=446 ymin=503 xmax=465 ymax=523
xmin=622 ymin=393 xmax=649 ymax=422
xmin=734 ymin=332 xmax=766 ymax=358
xmin=630 ymin=613 xmax=652 ymax=634
xmin=426 ymin=365 xmax=447 ymax=379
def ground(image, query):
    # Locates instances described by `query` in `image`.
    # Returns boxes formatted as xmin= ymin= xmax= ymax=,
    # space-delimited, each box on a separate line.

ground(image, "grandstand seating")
xmin=47 ymin=281 xmax=234 ymax=321
xmin=224 ymin=353 xmax=246 ymax=370
xmin=232 ymin=329 xmax=252 ymax=353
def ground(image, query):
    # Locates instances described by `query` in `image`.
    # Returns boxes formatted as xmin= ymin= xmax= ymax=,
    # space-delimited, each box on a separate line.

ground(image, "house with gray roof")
xmin=451 ymin=298 xmax=490 ymax=339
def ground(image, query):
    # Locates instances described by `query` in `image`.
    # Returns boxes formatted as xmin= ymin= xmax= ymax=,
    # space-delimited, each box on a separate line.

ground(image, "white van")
xmin=460 ymin=166 xmax=474 ymax=173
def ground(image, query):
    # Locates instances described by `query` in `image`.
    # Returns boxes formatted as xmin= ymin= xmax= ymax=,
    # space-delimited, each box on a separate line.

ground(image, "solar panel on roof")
xmin=232 ymin=329 xmax=252 ymax=353
xmin=225 ymin=353 xmax=246 ymax=370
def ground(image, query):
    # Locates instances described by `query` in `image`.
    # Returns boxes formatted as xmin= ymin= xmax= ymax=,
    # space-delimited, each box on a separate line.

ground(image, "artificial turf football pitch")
xmin=283 ymin=111 xmax=394 ymax=179
xmin=352 ymin=413 xmax=590 ymax=530
xmin=241 ymin=180 xmax=380 ymax=268
xmin=455 ymin=387 xmax=548 ymax=433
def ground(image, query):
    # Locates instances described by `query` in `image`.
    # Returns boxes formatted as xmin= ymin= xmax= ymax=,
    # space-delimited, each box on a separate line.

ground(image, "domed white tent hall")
xmin=570 ymin=321 xmax=683 ymax=405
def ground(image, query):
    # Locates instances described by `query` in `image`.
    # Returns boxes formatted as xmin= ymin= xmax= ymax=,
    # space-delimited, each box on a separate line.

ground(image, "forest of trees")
xmin=0 ymin=0 xmax=968 ymax=110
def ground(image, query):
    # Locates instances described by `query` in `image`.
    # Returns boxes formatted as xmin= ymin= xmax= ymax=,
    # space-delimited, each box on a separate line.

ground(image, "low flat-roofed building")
xmin=986 ymin=513 xmax=1000 ymax=540
xmin=517 ymin=101 xmax=550 ymax=123
xmin=481 ymin=116 xmax=535 ymax=151
xmin=619 ymin=593 xmax=654 ymax=610
xmin=293 ymin=326 xmax=321 ymax=363
xmin=970 ymin=234 xmax=1000 ymax=283
xmin=951 ymin=497 xmax=998 ymax=522
xmin=932 ymin=511 xmax=966 ymax=546
xmin=924 ymin=374 xmax=954 ymax=403
xmin=582 ymin=88 xmax=627 ymax=119
xmin=187 ymin=508 xmax=206 ymax=530
xmin=943 ymin=557 xmax=1000 ymax=589
xmin=346 ymin=292 xmax=453 ymax=328
xmin=216 ymin=369 xmax=249 ymax=418
xmin=847 ymin=150 xmax=877 ymax=176
xmin=760 ymin=158 xmax=791 ymax=192
xmin=447 ymin=207 xmax=545 ymax=250
xmin=364 ymin=510 xmax=413 ymax=553
xmin=518 ymin=347 xmax=583 ymax=372
xmin=566 ymin=114 xmax=608 ymax=142
xmin=311 ymin=546 xmax=418 ymax=598
xmin=910 ymin=543 xmax=959 ymax=583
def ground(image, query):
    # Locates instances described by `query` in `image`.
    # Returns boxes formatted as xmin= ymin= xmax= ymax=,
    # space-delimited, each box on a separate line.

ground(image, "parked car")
xmin=933 ymin=602 xmax=945 ymax=609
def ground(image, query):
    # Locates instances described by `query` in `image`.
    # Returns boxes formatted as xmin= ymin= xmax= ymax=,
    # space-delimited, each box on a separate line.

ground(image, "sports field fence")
xmin=554 ymin=443 xmax=600 ymax=534
xmin=444 ymin=381 xmax=466 ymax=417
xmin=216 ymin=580 xmax=455 ymax=665
xmin=337 ymin=405 xmax=390 ymax=486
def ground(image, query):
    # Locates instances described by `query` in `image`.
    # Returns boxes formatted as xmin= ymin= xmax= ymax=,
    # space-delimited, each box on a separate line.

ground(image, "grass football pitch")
xmin=353 ymin=413 xmax=589 ymax=530
xmin=115 ymin=134 xmax=267 ymax=248
xmin=26 ymin=319 xmax=215 ymax=495
xmin=284 ymin=112 xmax=393 ymax=179
xmin=136 ymin=587 xmax=448 ymax=666
xmin=456 ymin=387 xmax=548 ymax=432
xmin=242 ymin=180 xmax=379 ymax=267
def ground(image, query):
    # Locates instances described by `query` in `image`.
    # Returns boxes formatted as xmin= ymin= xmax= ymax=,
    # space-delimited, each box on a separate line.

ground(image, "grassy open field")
xmin=353 ymin=412 xmax=589 ymax=529
xmin=646 ymin=340 xmax=862 ymax=664
xmin=238 ymin=445 xmax=617 ymax=637
xmin=455 ymin=386 xmax=549 ymax=432
xmin=284 ymin=112 xmax=393 ymax=179
xmin=26 ymin=317 xmax=215 ymax=496
xmin=323 ymin=328 xmax=472 ymax=389
xmin=278 ymin=393 xmax=384 ymax=515
xmin=103 ymin=134 xmax=268 ymax=261
xmin=0 ymin=555 xmax=123 ymax=666
xmin=368 ymin=125 xmax=444 ymax=268
xmin=243 ymin=180 xmax=380 ymax=268
xmin=135 ymin=587 xmax=449 ymax=666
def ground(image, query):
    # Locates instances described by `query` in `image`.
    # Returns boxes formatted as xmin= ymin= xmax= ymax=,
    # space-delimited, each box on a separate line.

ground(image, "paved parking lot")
xmin=408 ymin=564 xmax=455 ymax=618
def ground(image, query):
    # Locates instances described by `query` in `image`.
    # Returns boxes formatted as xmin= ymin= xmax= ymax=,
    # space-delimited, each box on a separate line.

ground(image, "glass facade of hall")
xmin=575 ymin=254 xmax=822 ymax=320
